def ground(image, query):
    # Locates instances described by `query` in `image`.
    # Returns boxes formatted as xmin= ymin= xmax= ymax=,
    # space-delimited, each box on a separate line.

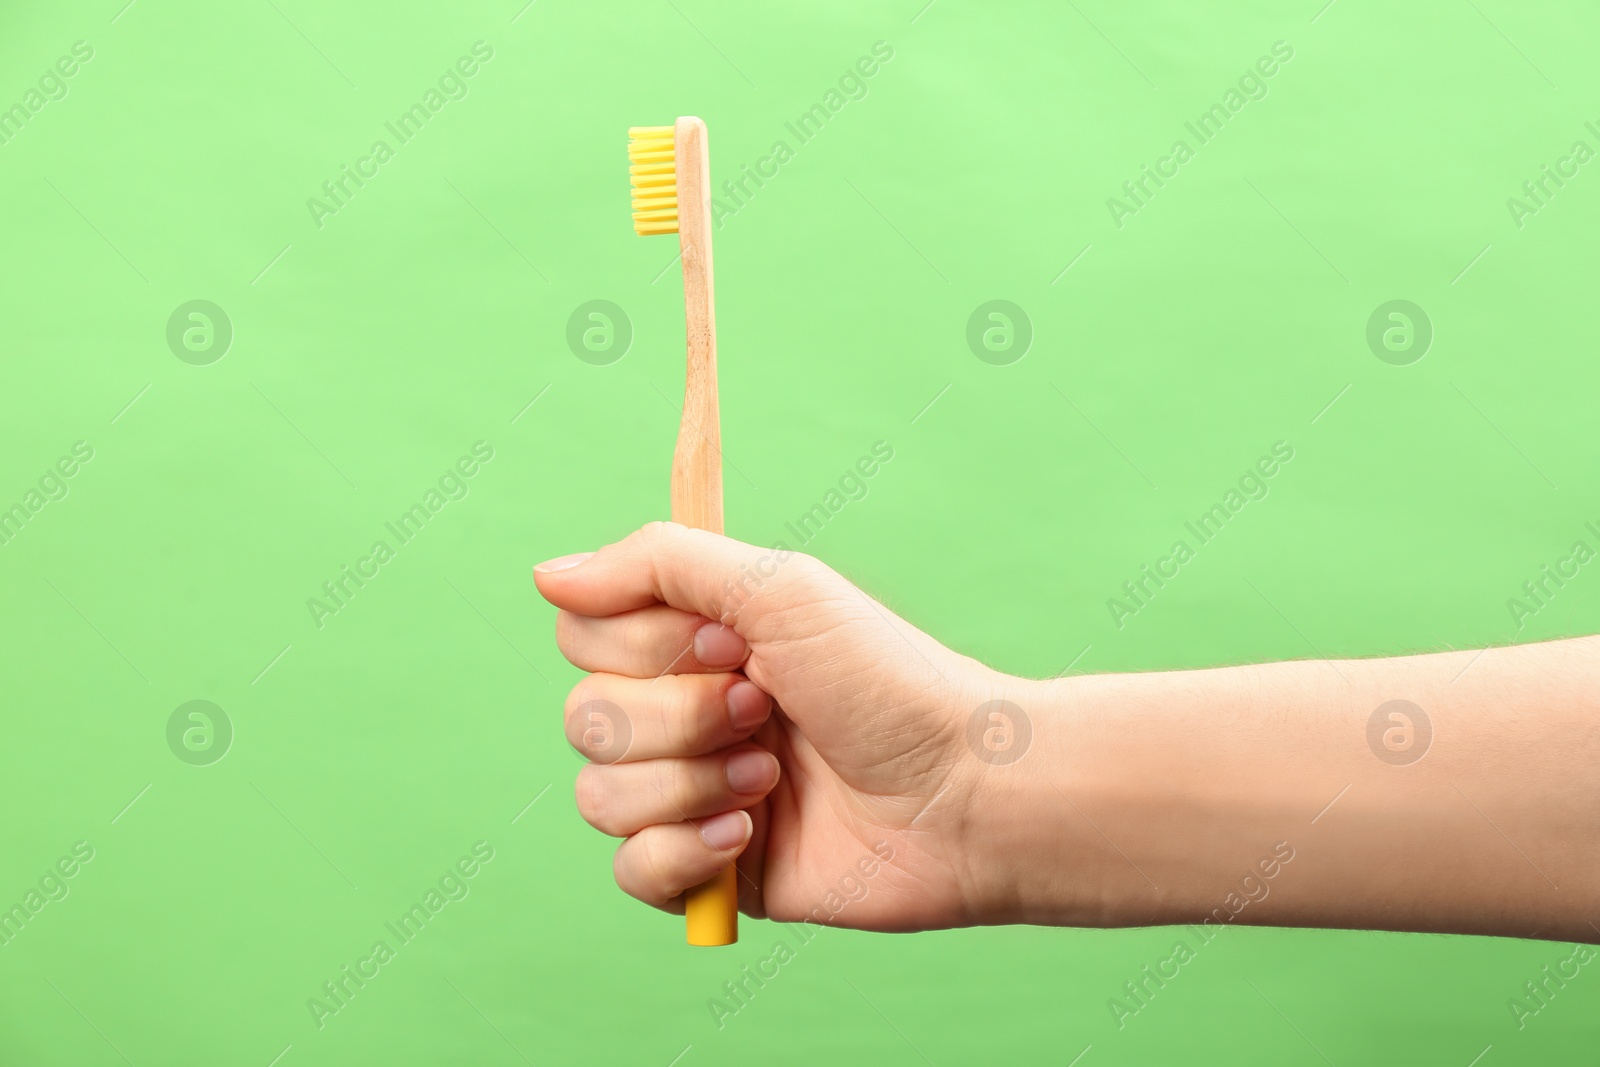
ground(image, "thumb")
xmin=532 ymin=522 xmax=796 ymax=625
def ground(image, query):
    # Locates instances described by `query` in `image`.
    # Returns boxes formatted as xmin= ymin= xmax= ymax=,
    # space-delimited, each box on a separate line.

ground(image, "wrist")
xmin=947 ymin=670 xmax=1128 ymax=928
xmin=952 ymin=668 xmax=1258 ymax=931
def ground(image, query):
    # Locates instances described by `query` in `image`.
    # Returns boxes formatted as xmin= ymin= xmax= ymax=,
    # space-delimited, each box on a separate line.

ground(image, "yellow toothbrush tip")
xmin=629 ymin=125 xmax=677 ymax=235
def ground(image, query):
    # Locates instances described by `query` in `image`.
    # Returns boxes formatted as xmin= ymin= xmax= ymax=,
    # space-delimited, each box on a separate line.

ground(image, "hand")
xmin=535 ymin=524 xmax=1600 ymax=944
xmin=532 ymin=521 xmax=1023 ymax=932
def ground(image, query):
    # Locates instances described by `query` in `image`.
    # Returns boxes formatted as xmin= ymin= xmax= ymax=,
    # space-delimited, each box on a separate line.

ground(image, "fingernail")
xmin=726 ymin=680 xmax=771 ymax=732
xmin=535 ymin=552 xmax=594 ymax=573
xmin=693 ymin=622 xmax=747 ymax=668
xmin=725 ymin=749 xmax=776 ymax=794
xmin=699 ymin=810 xmax=750 ymax=851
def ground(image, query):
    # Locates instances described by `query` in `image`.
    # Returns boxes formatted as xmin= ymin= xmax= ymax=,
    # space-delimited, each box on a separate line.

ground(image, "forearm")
xmin=963 ymin=637 xmax=1600 ymax=942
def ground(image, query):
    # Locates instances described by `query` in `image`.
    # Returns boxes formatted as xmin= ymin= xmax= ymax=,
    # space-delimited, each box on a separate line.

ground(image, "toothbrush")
xmin=630 ymin=117 xmax=738 ymax=947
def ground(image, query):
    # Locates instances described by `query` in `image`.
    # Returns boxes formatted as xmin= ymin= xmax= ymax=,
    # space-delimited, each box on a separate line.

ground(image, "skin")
xmin=534 ymin=522 xmax=1600 ymax=943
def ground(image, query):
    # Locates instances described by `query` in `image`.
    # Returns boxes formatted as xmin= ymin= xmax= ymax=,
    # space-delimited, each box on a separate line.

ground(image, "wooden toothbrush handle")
xmin=671 ymin=116 xmax=721 ymax=533
xmin=672 ymin=116 xmax=737 ymax=947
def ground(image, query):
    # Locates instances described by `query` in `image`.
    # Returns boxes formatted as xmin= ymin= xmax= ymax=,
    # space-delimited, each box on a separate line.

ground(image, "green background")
xmin=2 ymin=0 xmax=1597 ymax=1063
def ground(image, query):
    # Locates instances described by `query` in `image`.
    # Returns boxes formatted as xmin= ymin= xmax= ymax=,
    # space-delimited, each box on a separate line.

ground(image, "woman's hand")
xmin=533 ymin=521 xmax=1026 ymax=932
xmin=538 ymin=523 xmax=1600 ymax=944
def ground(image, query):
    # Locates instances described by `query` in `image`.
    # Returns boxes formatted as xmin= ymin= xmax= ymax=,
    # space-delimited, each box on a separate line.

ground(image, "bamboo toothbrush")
xmin=629 ymin=117 xmax=737 ymax=947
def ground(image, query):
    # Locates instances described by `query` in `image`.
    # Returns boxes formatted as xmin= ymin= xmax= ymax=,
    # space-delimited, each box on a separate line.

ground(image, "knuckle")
xmin=650 ymin=759 xmax=681 ymax=808
xmin=563 ymin=681 xmax=614 ymax=758
xmin=787 ymin=551 xmax=829 ymax=587
xmin=612 ymin=841 xmax=643 ymax=898
xmin=738 ymin=550 xmax=821 ymax=610
xmin=562 ymin=680 xmax=593 ymax=746
xmin=620 ymin=829 xmax=674 ymax=903
xmin=620 ymin=612 xmax=652 ymax=665
xmin=637 ymin=832 xmax=668 ymax=887
xmin=554 ymin=610 xmax=583 ymax=659
xmin=668 ymin=678 xmax=711 ymax=751
xmin=574 ymin=766 xmax=615 ymax=833
xmin=637 ymin=520 xmax=675 ymax=548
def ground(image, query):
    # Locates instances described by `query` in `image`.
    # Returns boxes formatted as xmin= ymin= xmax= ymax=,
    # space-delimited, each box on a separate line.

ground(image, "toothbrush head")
xmin=628 ymin=125 xmax=677 ymax=235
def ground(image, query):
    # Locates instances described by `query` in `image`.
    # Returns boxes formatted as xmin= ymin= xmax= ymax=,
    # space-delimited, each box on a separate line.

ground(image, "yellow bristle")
xmin=628 ymin=124 xmax=677 ymax=235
